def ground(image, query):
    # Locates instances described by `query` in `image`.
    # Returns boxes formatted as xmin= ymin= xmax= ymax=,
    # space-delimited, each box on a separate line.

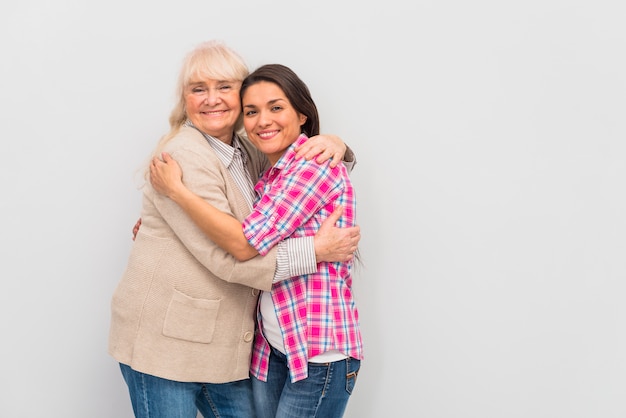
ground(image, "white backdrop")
xmin=2 ymin=1 xmax=625 ymax=417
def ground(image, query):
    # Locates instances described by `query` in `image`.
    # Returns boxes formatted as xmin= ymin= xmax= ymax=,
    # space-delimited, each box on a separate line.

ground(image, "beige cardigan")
xmin=108 ymin=126 xmax=276 ymax=383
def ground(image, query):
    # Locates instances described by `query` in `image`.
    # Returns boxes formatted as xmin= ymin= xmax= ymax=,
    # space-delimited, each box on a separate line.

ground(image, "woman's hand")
xmin=150 ymin=152 xmax=184 ymax=198
xmin=295 ymin=134 xmax=346 ymax=168
xmin=314 ymin=206 xmax=361 ymax=262
xmin=132 ymin=218 xmax=141 ymax=241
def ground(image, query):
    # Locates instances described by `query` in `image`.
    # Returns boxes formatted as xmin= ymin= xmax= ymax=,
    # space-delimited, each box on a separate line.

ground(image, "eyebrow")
xmin=267 ymin=98 xmax=285 ymax=105
xmin=189 ymin=79 xmax=237 ymax=86
xmin=244 ymin=98 xmax=286 ymax=106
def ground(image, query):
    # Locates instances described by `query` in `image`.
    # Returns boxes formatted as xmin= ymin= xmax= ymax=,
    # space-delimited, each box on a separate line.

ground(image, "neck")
xmin=215 ymin=132 xmax=234 ymax=146
xmin=267 ymin=150 xmax=287 ymax=166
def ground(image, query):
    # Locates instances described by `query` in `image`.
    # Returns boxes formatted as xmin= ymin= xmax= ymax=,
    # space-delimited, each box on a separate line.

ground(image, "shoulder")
xmin=165 ymin=126 xmax=208 ymax=149
xmin=286 ymin=155 xmax=348 ymax=189
xmin=163 ymin=127 xmax=219 ymax=161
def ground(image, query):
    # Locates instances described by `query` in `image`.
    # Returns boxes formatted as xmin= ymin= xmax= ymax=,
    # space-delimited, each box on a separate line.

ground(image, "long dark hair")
xmin=240 ymin=64 xmax=320 ymax=137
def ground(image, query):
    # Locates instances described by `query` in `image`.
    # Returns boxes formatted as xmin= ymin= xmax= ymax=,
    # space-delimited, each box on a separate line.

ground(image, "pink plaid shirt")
xmin=244 ymin=134 xmax=363 ymax=383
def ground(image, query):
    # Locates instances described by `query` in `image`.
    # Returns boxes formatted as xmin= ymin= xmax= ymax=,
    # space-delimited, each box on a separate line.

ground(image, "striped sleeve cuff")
xmin=273 ymin=237 xmax=317 ymax=283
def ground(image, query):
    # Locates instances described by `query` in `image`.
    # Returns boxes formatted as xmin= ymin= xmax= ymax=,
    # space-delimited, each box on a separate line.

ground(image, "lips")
xmin=201 ymin=110 xmax=228 ymax=116
xmin=257 ymin=130 xmax=279 ymax=140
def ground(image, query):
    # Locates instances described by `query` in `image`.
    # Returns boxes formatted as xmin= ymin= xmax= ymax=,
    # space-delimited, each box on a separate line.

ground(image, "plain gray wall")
xmin=2 ymin=1 xmax=625 ymax=417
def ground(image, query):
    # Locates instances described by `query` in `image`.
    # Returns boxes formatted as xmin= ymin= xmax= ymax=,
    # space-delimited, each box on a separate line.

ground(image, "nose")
xmin=204 ymin=90 xmax=222 ymax=105
xmin=258 ymin=110 xmax=272 ymax=126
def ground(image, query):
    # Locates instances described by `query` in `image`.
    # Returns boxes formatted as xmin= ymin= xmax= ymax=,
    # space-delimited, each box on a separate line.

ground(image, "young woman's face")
xmin=185 ymin=78 xmax=241 ymax=144
xmin=242 ymin=81 xmax=307 ymax=165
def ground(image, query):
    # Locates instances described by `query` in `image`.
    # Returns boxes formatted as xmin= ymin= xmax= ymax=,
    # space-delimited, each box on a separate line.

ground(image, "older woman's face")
xmin=185 ymin=78 xmax=241 ymax=144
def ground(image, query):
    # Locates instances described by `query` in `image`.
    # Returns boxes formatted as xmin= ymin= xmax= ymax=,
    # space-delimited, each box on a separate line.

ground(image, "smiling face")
xmin=185 ymin=78 xmax=242 ymax=144
xmin=242 ymin=81 xmax=307 ymax=165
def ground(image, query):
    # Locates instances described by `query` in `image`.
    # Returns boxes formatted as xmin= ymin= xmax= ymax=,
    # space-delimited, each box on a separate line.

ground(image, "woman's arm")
xmin=243 ymin=147 xmax=350 ymax=255
xmin=150 ymin=153 xmax=360 ymax=262
xmin=147 ymin=134 xmax=279 ymax=291
xmin=151 ymin=153 xmax=255 ymax=259
xmin=295 ymin=134 xmax=356 ymax=170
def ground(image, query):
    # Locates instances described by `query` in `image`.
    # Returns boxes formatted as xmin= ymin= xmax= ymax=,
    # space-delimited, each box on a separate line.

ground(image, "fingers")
xmin=335 ymin=226 xmax=359 ymax=262
xmin=131 ymin=218 xmax=141 ymax=241
xmin=297 ymin=145 xmax=322 ymax=161
xmin=342 ymin=224 xmax=360 ymax=240
xmin=313 ymin=149 xmax=331 ymax=163
xmin=345 ymin=225 xmax=360 ymax=257
xmin=294 ymin=145 xmax=306 ymax=160
xmin=151 ymin=153 xmax=171 ymax=168
xmin=161 ymin=152 xmax=173 ymax=162
xmin=327 ymin=205 xmax=343 ymax=224
xmin=318 ymin=205 xmax=343 ymax=232
xmin=296 ymin=147 xmax=340 ymax=167
xmin=348 ymin=238 xmax=359 ymax=254
xmin=318 ymin=150 xmax=340 ymax=168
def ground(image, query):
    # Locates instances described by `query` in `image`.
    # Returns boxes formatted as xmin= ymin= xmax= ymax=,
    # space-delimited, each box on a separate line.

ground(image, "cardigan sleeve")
xmin=147 ymin=129 xmax=276 ymax=291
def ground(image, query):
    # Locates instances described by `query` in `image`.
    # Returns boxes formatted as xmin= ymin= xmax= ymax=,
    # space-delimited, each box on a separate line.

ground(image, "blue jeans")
xmin=251 ymin=347 xmax=361 ymax=418
xmin=119 ymin=363 xmax=255 ymax=418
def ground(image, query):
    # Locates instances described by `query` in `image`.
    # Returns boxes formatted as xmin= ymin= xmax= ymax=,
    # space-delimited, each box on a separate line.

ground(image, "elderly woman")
xmin=108 ymin=40 xmax=359 ymax=418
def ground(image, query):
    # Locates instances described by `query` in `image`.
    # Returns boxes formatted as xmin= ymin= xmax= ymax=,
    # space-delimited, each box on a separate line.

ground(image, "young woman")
xmin=150 ymin=63 xmax=363 ymax=417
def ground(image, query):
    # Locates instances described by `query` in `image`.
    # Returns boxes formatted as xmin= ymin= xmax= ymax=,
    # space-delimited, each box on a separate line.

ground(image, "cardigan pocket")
xmin=162 ymin=289 xmax=221 ymax=344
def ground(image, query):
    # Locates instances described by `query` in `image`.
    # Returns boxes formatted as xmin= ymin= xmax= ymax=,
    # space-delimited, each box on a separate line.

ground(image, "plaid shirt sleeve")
xmin=243 ymin=157 xmax=345 ymax=255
